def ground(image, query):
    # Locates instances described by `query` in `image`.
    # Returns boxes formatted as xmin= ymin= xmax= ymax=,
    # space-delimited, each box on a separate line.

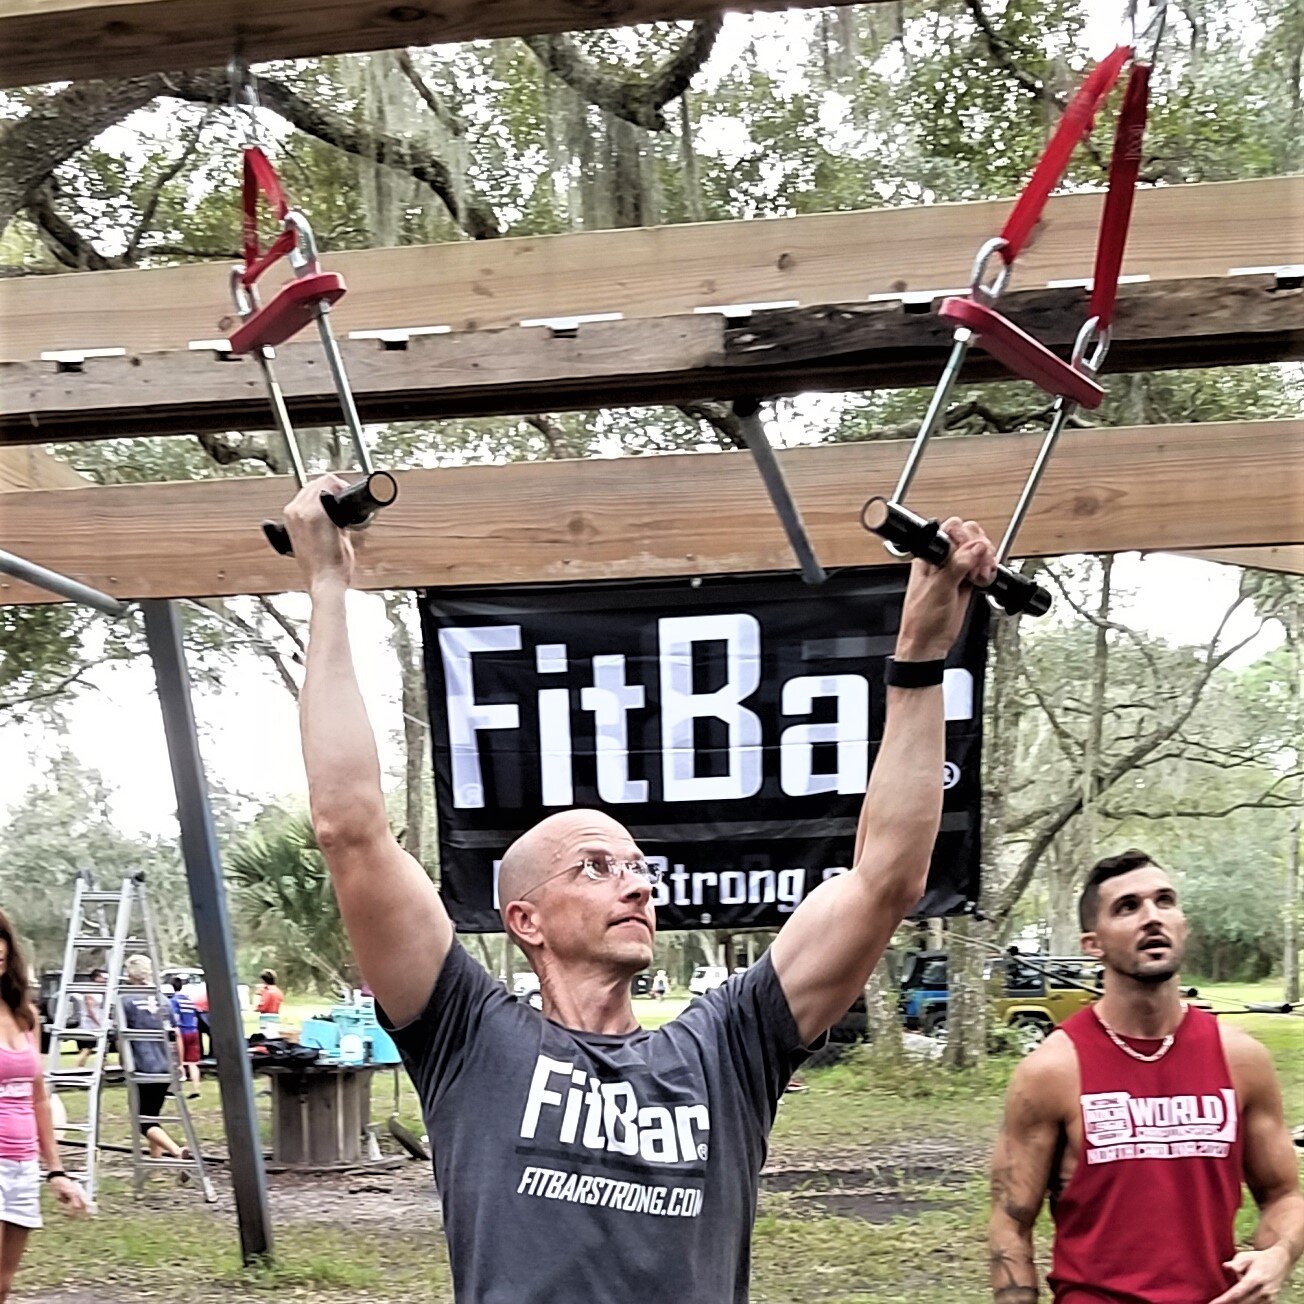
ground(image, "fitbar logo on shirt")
xmin=519 ymin=1055 xmax=710 ymax=1166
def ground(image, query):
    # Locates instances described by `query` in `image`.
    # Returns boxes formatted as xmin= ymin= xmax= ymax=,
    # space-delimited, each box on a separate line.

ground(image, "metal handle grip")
xmin=262 ymin=521 xmax=294 ymax=556
xmin=860 ymin=497 xmax=1052 ymax=618
xmin=319 ymin=471 xmax=398 ymax=531
xmin=262 ymin=472 xmax=399 ymax=556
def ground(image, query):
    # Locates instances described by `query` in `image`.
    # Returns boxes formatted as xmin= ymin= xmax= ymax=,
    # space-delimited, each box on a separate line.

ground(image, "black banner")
xmin=421 ymin=568 xmax=987 ymax=932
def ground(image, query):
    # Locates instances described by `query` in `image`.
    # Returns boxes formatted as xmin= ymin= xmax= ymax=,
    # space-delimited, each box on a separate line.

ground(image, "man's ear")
xmin=505 ymin=900 xmax=543 ymax=948
xmin=1080 ymin=930 xmax=1102 ymax=960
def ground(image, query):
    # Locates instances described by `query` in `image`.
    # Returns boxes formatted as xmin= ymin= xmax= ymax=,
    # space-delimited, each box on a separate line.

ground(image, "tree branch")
xmin=255 ymin=596 xmax=306 ymax=658
xmin=0 ymin=74 xmax=170 ymax=238
xmin=524 ymin=19 xmax=722 ymax=131
xmin=395 ymin=51 xmax=466 ymax=138
xmin=193 ymin=430 xmax=288 ymax=475
xmin=126 ymin=109 xmax=209 ymax=261
xmin=187 ymin=599 xmax=301 ymax=700
xmin=522 ymin=413 xmax=581 ymax=459
xmin=678 ymin=400 xmax=747 ymax=450
xmin=992 ymin=594 xmax=1266 ymax=923
xmin=962 ymin=0 xmax=1108 ymax=175
xmin=165 ymin=68 xmax=502 ymax=240
xmin=0 ymin=660 xmax=108 ymax=715
xmin=24 ymin=181 xmax=124 ymax=271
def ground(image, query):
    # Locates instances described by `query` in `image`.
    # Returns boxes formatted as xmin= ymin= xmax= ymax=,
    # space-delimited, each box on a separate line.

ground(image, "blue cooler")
xmin=299 ymin=1018 xmax=340 ymax=1058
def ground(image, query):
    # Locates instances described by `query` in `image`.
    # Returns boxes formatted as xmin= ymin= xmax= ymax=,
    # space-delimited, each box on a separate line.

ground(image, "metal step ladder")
xmin=44 ymin=871 xmax=215 ymax=1202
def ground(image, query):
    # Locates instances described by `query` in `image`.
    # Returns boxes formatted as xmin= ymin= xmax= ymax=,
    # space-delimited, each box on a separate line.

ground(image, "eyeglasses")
xmin=518 ymin=855 xmax=664 ymax=899
xmin=576 ymin=856 xmax=664 ymax=887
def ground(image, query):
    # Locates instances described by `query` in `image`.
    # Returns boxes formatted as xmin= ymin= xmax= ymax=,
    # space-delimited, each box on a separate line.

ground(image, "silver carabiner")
xmin=229 ymin=265 xmax=259 ymax=320
xmin=1071 ymin=315 xmax=1111 ymax=377
xmin=969 ymin=236 xmax=1013 ymax=306
xmin=284 ymin=211 xmax=322 ymax=277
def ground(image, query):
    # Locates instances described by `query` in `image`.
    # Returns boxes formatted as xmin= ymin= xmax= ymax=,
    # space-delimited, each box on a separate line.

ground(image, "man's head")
xmin=125 ymin=954 xmax=153 ymax=987
xmin=1079 ymin=849 xmax=1187 ymax=984
xmin=90 ymin=968 xmax=106 ymax=984
xmin=259 ymin=969 xmax=277 ymax=987
xmin=170 ymin=976 xmax=184 ymax=993
xmin=499 ymin=809 xmax=657 ymax=976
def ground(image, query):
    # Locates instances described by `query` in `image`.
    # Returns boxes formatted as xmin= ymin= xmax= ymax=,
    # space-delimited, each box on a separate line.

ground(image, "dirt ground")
xmin=18 ymin=1125 xmax=991 ymax=1303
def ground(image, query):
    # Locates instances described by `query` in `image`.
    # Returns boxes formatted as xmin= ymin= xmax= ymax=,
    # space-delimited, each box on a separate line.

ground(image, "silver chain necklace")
xmin=1094 ymin=1003 xmax=1188 ymax=1063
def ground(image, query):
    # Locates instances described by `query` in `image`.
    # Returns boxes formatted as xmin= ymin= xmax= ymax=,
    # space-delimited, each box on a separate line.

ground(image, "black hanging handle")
xmin=860 ymin=496 xmax=1052 ymax=618
xmin=263 ymin=471 xmax=400 ymax=557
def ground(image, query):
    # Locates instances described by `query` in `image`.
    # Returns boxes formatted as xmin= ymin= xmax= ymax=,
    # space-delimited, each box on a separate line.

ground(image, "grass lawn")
xmin=17 ymin=983 xmax=1303 ymax=1302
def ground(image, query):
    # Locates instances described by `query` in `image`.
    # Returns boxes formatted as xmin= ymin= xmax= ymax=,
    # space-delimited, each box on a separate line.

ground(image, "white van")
xmin=689 ymin=965 xmax=729 ymax=995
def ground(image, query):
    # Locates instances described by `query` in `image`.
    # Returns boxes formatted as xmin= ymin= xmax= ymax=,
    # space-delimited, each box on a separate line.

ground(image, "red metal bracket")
xmin=938 ymin=298 xmax=1105 ymax=409
xmin=228 ymin=272 xmax=346 ymax=354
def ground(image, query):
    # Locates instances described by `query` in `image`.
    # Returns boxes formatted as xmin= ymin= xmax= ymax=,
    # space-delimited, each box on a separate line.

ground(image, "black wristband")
xmin=885 ymin=657 xmax=946 ymax=689
xmin=44 ymin=1169 xmax=67 ymax=1183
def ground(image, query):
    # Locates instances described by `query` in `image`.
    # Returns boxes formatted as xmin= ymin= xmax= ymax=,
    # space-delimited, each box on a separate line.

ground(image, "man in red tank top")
xmin=988 ymin=850 xmax=1303 ymax=1304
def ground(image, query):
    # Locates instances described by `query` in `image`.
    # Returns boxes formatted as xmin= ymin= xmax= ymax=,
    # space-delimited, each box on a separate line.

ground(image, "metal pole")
xmin=732 ymin=401 xmax=827 ymax=586
xmin=0 ymin=548 xmax=128 ymax=617
xmin=253 ymin=349 xmax=308 ymax=488
xmin=141 ymin=600 xmax=273 ymax=1265
xmin=314 ymin=305 xmax=374 ymax=475
xmin=889 ymin=330 xmax=973 ymax=505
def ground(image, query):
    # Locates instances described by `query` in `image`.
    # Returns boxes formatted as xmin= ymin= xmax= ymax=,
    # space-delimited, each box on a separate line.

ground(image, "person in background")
xmin=167 ymin=979 xmax=201 ymax=1099
xmin=191 ymin=985 xmax=210 ymax=1060
xmin=652 ymin=969 xmax=669 ymax=1002
xmin=0 ymin=910 xmax=89 ymax=1303
xmin=119 ymin=957 xmax=189 ymax=1166
xmin=253 ymin=970 xmax=284 ymax=1016
xmin=989 ymin=851 xmax=1303 ymax=1303
xmin=74 ymin=969 xmax=108 ymax=1069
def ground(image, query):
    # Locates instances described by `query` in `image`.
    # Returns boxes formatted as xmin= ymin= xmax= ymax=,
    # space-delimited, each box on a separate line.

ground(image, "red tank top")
xmin=1050 ymin=1005 xmax=1243 ymax=1304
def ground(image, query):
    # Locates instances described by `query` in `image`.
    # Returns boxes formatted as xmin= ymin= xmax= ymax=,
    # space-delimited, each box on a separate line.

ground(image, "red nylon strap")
xmin=1088 ymin=61 xmax=1151 ymax=329
xmin=998 ymin=44 xmax=1133 ymax=264
xmin=241 ymin=147 xmax=297 ymax=288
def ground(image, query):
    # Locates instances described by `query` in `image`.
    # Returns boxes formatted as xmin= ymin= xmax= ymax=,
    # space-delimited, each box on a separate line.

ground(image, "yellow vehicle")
xmin=989 ymin=955 xmax=1102 ymax=1054
xmin=902 ymin=951 xmax=1101 ymax=1052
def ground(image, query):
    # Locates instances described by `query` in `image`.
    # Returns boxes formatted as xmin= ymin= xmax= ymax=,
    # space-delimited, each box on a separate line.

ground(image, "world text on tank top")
xmin=0 ymin=1031 xmax=40 ymax=1163
xmin=1050 ymin=1005 xmax=1243 ymax=1304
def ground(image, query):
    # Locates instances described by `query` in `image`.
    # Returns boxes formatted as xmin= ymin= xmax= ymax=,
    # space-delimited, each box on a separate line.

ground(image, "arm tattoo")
xmin=990 ymin=1163 xmax=1039 ymax=1228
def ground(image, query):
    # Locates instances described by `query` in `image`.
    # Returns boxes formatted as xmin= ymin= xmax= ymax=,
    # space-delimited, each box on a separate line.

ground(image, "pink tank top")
xmin=0 ymin=1030 xmax=40 ymax=1162
xmin=1050 ymin=1005 xmax=1243 ymax=1303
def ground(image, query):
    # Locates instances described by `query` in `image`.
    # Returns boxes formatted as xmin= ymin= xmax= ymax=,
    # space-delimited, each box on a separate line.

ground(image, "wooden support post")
xmin=0 ymin=421 xmax=1299 ymax=606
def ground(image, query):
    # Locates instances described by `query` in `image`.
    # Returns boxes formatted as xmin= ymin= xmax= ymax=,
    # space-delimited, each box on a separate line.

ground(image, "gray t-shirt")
xmin=119 ymin=991 xmax=168 ymax=1075
xmin=382 ymin=944 xmax=811 ymax=1303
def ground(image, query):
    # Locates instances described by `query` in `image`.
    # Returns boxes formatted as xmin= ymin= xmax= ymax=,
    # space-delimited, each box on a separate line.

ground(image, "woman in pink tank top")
xmin=0 ymin=910 xmax=89 ymax=1302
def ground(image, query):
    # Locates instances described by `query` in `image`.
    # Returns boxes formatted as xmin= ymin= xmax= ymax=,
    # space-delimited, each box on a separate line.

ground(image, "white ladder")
xmin=44 ymin=871 xmax=215 ymax=1202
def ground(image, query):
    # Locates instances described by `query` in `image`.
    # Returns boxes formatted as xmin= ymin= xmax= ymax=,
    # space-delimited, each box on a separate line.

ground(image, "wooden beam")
xmin=0 ymin=0 xmax=876 ymax=89
xmin=4 ymin=276 xmax=1299 ymax=445
xmin=1173 ymin=547 xmax=1304 ymax=575
xmin=0 ymin=177 xmax=1298 ymax=363
xmin=1 ymin=421 xmax=1300 ymax=606
xmin=0 ymin=447 xmax=88 ymax=491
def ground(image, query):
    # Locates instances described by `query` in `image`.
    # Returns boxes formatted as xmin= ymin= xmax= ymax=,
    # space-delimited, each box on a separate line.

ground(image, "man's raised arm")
xmin=288 ymin=476 xmax=452 ymax=1026
xmin=769 ymin=518 xmax=996 ymax=1045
